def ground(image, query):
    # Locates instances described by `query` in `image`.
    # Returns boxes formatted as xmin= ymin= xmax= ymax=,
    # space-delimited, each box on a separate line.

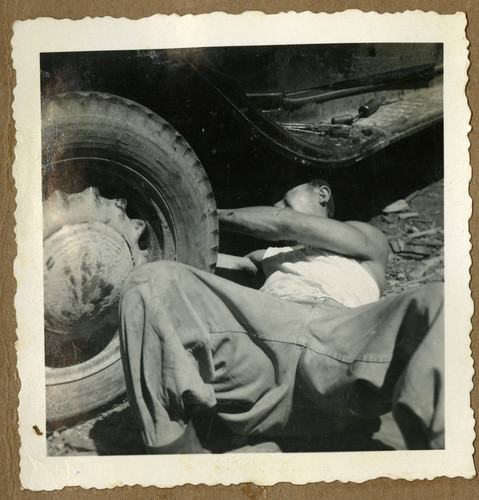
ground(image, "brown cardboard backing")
xmin=1 ymin=1 xmax=477 ymax=498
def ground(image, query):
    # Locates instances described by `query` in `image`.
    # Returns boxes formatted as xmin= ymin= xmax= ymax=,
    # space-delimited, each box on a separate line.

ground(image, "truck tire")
xmin=42 ymin=92 xmax=218 ymax=423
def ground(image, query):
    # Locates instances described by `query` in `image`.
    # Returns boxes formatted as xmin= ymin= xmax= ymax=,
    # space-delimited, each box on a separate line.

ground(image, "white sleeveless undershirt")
xmin=260 ymin=246 xmax=380 ymax=308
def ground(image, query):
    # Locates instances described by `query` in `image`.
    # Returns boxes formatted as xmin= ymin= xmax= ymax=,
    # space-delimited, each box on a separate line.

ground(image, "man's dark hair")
xmin=310 ymin=179 xmax=335 ymax=217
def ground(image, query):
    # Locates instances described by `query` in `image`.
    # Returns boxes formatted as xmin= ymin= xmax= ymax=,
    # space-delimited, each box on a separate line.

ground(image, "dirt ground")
xmin=47 ymin=178 xmax=444 ymax=456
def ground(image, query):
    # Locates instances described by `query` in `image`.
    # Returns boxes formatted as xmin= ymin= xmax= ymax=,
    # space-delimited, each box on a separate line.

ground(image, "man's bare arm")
xmin=218 ymin=207 xmax=388 ymax=263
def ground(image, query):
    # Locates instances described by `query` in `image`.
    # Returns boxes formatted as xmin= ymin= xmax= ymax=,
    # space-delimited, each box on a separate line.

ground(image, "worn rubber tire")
xmin=43 ymin=92 xmax=218 ymax=423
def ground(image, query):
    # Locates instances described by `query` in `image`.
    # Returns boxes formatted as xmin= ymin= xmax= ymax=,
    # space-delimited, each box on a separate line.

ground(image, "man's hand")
xmin=215 ymin=252 xmax=266 ymax=289
xmin=216 ymin=253 xmax=259 ymax=274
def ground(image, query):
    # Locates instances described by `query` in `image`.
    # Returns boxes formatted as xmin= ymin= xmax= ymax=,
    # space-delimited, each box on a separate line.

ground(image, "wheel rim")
xmin=43 ymin=157 xmax=177 ymax=376
xmin=43 ymin=157 xmax=177 ymax=261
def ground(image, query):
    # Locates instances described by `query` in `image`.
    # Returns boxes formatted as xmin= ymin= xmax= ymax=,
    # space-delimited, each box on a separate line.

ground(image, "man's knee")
xmin=119 ymin=262 xmax=192 ymax=340
xmin=401 ymin=282 xmax=444 ymax=317
xmin=121 ymin=260 xmax=204 ymax=326
xmin=421 ymin=281 xmax=443 ymax=297
xmin=133 ymin=259 xmax=190 ymax=278
xmin=417 ymin=282 xmax=443 ymax=313
xmin=120 ymin=261 xmax=187 ymax=313
xmin=124 ymin=260 xmax=192 ymax=290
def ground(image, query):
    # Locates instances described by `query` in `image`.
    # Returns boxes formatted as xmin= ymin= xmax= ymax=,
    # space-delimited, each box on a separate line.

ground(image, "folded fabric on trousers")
xmin=119 ymin=261 xmax=444 ymax=452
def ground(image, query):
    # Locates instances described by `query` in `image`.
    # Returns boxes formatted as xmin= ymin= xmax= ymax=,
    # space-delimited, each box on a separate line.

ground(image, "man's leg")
xmin=297 ymin=283 xmax=444 ymax=449
xmin=119 ymin=260 xmax=310 ymax=452
xmin=391 ymin=292 xmax=444 ymax=449
xmin=120 ymin=261 xmax=445 ymax=451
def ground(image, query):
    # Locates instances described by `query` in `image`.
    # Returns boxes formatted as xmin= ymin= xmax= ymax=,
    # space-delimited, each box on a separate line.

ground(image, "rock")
xmin=383 ymin=199 xmax=410 ymax=213
xmin=389 ymin=239 xmax=404 ymax=253
xmin=406 ymin=228 xmax=443 ymax=241
xmin=380 ymin=214 xmax=396 ymax=223
xmin=61 ymin=428 xmax=97 ymax=452
xmin=409 ymin=255 xmax=444 ymax=279
xmin=402 ymin=244 xmax=434 ymax=256
xmin=399 ymin=212 xmax=419 ymax=220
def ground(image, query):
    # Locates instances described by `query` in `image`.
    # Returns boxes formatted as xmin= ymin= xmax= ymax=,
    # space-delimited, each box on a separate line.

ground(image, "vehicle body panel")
xmin=41 ymin=43 xmax=443 ymax=170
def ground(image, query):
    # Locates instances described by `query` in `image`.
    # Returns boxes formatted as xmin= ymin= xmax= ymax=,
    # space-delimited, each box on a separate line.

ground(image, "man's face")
xmin=274 ymin=183 xmax=323 ymax=216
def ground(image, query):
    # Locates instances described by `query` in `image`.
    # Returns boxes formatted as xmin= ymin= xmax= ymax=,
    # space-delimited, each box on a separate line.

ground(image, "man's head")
xmin=274 ymin=179 xmax=334 ymax=218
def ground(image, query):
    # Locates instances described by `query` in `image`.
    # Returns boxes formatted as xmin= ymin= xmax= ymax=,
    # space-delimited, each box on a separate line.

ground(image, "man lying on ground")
xmin=119 ymin=180 xmax=444 ymax=453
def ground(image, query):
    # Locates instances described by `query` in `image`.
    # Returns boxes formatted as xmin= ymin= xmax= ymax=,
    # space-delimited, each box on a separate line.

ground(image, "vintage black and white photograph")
xmin=13 ymin=12 xmax=473 ymax=488
xmin=41 ymin=42 xmax=446 ymax=455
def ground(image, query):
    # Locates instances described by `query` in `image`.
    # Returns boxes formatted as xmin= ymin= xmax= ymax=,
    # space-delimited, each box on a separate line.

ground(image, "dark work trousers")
xmin=119 ymin=261 xmax=444 ymax=452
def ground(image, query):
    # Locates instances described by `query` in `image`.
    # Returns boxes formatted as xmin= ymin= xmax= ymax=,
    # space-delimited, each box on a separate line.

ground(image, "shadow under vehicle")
xmin=41 ymin=43 xmax=443 ymax=423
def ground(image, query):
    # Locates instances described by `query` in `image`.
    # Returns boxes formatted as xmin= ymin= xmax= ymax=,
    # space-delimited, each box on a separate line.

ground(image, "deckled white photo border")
xmin=12 ymin=11 xmax=473 ymax=490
